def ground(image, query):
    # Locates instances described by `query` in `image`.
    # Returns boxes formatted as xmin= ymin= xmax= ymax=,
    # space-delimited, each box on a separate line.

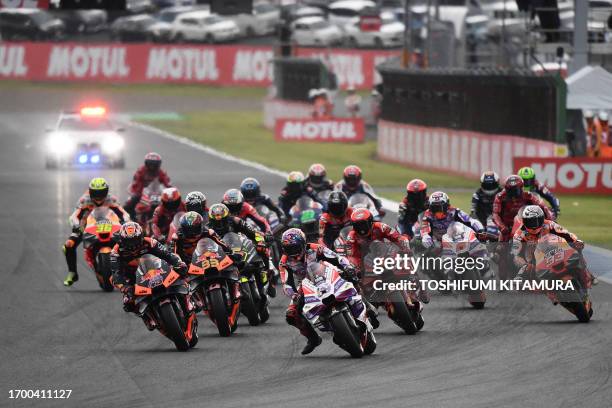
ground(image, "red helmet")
xmin=351 ymin=208 xmax=373 ymax=237
xmin=161 ymin=187 xmax=181 ymax=211
xmin=119 ymin=222 xmax=144 ymax=251
xmin=406 ymin=178 xmax=427 ymax=206
xmin=504 ymin=175 xmax=524 ymax=198
xmin=343 ymin=165 xmax=362 ymax=189
xmin=144 ymin=152 xmax=162 ymax=172
xmin=308 ymin=163 xmax=327 ymax=187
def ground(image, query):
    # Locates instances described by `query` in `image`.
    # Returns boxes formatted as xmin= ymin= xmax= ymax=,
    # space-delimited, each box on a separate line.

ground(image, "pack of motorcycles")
xmin=81 ymin=185 xmax=593 ymax=356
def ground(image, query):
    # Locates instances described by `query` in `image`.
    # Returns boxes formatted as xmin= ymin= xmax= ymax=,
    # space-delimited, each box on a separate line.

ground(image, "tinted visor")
xmin=287 ymin=183 xmax=302 ymax=194
xmin=283 ymin=242 xmax=304 ymax=257
xmin=145 ymin=160 xmax=161 ymax=172
xmin=242 ymin=187 xmax=257 ymax=200
xmin=353 ymin=219 xmax=371 ymax=236
xmin=328 ymin=200 xmax=347 ymax=217
xmin=225 ymin=202 xmax=242 ymax=215
xmin=309 ymin=175 xmax=324 ymax=186
xmin=523 ymin=215 xmax=543 ymax=230
xmin=407 ymin=191 xmax=426 ymax=206
xmin=507 ymin=186 xmax=522 ymax=198
xmin=182 ymin=223 xmax=201 ymax=238
xmin=165 ymin=199 xmax=181 ymax=211
xmin=522 ymin=178 xmax=535 ymax=189
xmin=345 ymin=174 xmax=360 ymax=188
xmin=481 ymin=181 xmax=498 ymax=193
xmin=123 ymin=235 xmax=143 ymax=251
xmin=429 ymin=202 xmax=447 ymax=215
xmin=209 ymin=217 xmax=229 ymax=234
xmin=89 ymin=187 xmax=108 ymax=201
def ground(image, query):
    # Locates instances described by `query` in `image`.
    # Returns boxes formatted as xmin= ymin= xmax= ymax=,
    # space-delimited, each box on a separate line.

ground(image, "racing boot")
xmin=63 ymin=271 xmax=79 ymax=287
xmin=63 ymin=238 xmax=80 ymax=286
xmin=301 ymin=334 xmax=322 ymax=355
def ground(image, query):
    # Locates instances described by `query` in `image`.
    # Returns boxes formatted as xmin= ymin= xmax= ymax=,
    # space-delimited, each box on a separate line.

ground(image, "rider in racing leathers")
xmin=111 ymin=222 xmax=187 ymax=329
xmin=151 ymin=187 xmax=185 ymax=242
xmin=470 ymin=171 xmax=502 ymax=228
xmin=518 ymin=166 xmax=561 ymax=219
xmin=279 ymin=228 xmax=357 ymax=355
xmin=334 ymin=165 xmax=386 ymax=218
xmin=184 ymin=191 xmax=208 ymax=219
xmin=397 ymin=179 xmax=428 ymax=238
xmin=305 ymin=163 xmax=334 ymax=194
xmin=278 ymin=171 xmax=321 ymax=216
xmin=318 ymin=191 xmax=353 ymax=248
xmin=492 ymin=175 xmax=553 ymax=242
xmin=222 ymin=189 xmax=271 ymax=234
xmin=123 ymin=152 xmax=172 ymax=218
xmin=63 ymin=177 xmax=129 ymax=286
xmin=240 ymin=177 xmax=286 ymax=224
xmin=169 ymin=211 xmax=232 ymax=265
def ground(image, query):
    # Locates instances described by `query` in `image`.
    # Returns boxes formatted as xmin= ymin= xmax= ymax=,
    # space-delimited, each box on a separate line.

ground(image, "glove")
xmin=422 ymin=235 xmax=433 ymax=249
xmin=175 ymin=261 xmax=188 ymax=275
xmin=229 ymin=251 xmax=243 ymax=264
xmin=477 ymin=232 xmax=488 ymax=242
xmin=264 ymin=232 xmax=274 ymax=244
xmin=378 ymin=208 xmax=386 ymax=218
xmin=572 ymin=240 xmax=584 ymax=251
xmin=283 ymin=284 xmax=296 ymax=298
xmin=515 ymin=264 xmax=534 ymax=280
xmin=71 ymin=224 xmax=83 ymax=234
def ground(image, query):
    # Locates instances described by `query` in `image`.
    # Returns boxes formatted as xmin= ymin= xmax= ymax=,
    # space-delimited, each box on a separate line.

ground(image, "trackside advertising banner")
xmin=0 ymin=42 xmax=398 ymax=89
xmin=513 ymin=157 xmax=612 ymax=194
xmin=0 ymin=0 xmax=48 ymax=7
xmin=275 ymin=118 xmax=365 ymax=143
xmin=377 ymin=120 xmax=559 ymax=179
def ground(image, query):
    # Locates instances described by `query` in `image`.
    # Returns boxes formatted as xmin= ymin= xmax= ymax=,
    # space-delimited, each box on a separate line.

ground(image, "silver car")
xmin=291 ymin=16 xmax=344 ymax=46
xmin=171 ymin=10 xmax=240 ymax=43
xmin=229 ymin=3 xmax=281 ymax=37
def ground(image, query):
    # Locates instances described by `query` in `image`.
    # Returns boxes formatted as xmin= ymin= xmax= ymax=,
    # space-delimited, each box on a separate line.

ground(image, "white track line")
xmin=130 ymin=120 xmax=611 ymax=282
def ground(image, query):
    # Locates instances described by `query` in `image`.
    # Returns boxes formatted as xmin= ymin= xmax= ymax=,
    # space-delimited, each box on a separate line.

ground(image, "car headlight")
xmin=102 ymin=136 xmax=125 ymax=154
xmin=46 ymin=132 xmax=75 ymax=155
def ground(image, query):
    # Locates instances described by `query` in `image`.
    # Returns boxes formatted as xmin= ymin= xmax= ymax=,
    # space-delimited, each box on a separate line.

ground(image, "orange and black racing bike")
xmin=187 ymin=238 xmax=241 ymax=337
xmin=82 ymin=207 xmax=122 ymax=292
xmin=134 ymin=254 xmax=198 ymax=351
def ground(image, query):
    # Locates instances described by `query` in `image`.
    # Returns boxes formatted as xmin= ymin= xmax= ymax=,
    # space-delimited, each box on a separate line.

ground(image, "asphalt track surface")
xmin=1 ymin=107 xmax=612 ymax=408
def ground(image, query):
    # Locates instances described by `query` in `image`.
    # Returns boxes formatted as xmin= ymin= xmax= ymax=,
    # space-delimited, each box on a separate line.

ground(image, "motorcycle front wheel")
xmin=158 ymin=301 xmax=189 ymax=351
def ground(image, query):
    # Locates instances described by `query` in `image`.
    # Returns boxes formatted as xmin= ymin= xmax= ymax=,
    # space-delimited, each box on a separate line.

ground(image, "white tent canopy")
xmin=566 ymin=66 xmax=612 ymax=110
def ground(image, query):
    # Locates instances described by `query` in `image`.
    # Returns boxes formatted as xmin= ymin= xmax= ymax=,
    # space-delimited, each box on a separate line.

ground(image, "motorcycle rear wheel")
xmin=159 ymin=302 xmax=189 ymax=351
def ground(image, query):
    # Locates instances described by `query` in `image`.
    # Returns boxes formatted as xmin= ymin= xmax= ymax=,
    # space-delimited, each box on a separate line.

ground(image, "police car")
xmin=44 ymin=106 xmax=126 ymax=169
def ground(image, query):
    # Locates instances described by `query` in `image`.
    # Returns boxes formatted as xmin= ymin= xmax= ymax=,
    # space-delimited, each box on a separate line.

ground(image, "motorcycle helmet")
xmin=208 ymin=203 xmax=230 ymax=234
xmin=599 ymin=111 xmax=609 ymax=122
xmin=517 ymin=167 xmax=536 ymax=190
xmin=88 ymin=177 xmax=109 ymax=205
xmin=327 ymin=191 xmax=348 ymax=217
xmin=185 ymin=191 xmax=207 ymax=215
xmin=179 ymin=211 xmax=204 ymax=239
xmin=505 ymin=175 xmax=524 ymax=198
xmin=281 ymin=228 xmax=307 ymax=258
xmin=406 ymin=178 xmax=427 ymax=206
xmin=428 ymin=191 xmax=450 ymax=220
xmin=119 ymin=222 xmax=144 ymax=251
xmin=286 ymin=171 xmax=305 ymax=195
xmin=351 ymin=208 xmax=374 ymax=237
xmin=522 ymin=205 xmax=545 ymax=234
xmin=222 ymin=189 xmax=244 ymax=215
xmin=343 ymin=165 xmax=362 ymax=189
xmin=161 ymin=187 xmax=182 ymax=211
xmin=480 ymin=171 xmax=500 ymax=196
xmin=240 ymin=177 xmax=261 ymax=202
xmin=307 ymin=163 xmax=327 ymax=188
xmin=144 ymin=152 xmax=162 ymax=173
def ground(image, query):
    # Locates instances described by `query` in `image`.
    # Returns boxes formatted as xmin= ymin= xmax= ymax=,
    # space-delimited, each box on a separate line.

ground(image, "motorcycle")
xmin=348 ymin=193 xmax=380 ymax=221
xmin=332 ymin=225 xmax=353 ymax=255
xmin=82 ymin=207 xmax=122 ymax=292
xmin=289 ymin=195 xmax=323 ymax=243
xmin=252 ymin=203 xmax=284 ymax=268
xmin=301 ymin=261 xmax=376 ymax=358
xmin=223 ymin=232 xmax=271 ymax=326
xmin=134 ymin=255 xmax=198 ymax=351
xmin=187 ymin=238 xmax=241 ymax=337
xmin=360 ymin=241 xmax=425 ymax=334
xmin=165 ymin=211 xmax=185 ymax=244
xmin=134 ymin=181 xmax=163 ymax=235
xmin=315 ymin=189 xmax=333 ymax=210
xmin=441 ymin=222 xmax=489 ymax=309
xmin=533 ymin=234 xmax=593 ymax=322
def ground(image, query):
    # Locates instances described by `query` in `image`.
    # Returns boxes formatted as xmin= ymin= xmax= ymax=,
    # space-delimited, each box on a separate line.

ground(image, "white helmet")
xmin=584 ymin=110 xmax=594 ymax=119
xmin=598 ymin=111 xmax=609 ymax=122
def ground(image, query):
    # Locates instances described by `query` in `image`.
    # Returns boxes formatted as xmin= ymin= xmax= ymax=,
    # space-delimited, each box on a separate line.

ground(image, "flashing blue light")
xmin=78 ymin=154 xmax=88 ymax=164
xmin=90 ymin=154 xmax=100 ymax=164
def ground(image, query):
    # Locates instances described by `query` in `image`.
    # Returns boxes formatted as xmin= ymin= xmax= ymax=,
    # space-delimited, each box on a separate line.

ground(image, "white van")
xmin=328 ymin=0 xmax=377 ymax=28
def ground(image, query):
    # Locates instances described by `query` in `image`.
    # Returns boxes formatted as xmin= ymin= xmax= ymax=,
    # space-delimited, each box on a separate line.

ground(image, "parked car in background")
xmin=0 ymin=9 xmax=65 ymax=41
xmin=108 ymin=0 xmax=155 ymax=21
xmin=152 ymin=0 xmax=196 ymax=9
xmin=110 ymin=14 xmax=158 ymax=42
xmin=328 ymin=0 xmax=377 ymax=28
xmin=148 ymin=5 xmax=201 ymax=42
xmin=343 ymin=11 xmax=403 ymax=47
xmin=281 ymin=4 xmax=326 ymax=23
xmin=228 ymin=2 xmax=281 ymax=37
xmin=171 ymin=10 xmax=240 ymax=43
xmin=50 ymin=10 xmax=107 ymax=34
xmin=291 ymin=16 xmax=344 ymax=46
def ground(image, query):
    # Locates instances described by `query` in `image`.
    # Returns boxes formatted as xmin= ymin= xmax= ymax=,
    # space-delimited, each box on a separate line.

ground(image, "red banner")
xmin=513 ymin=157 xmax=612 ymax=194
xmin=275 ymin=118 xmax=365 ymax=143
xmin=0 ymin=42 xmax=396 ymax=89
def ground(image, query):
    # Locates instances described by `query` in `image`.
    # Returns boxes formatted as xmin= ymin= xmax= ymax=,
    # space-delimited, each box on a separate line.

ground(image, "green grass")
xmin=0 ymin=81 xmax=267 ymax=99
xmin=144 ymin=109 xmax=612 ymax=249
xmin=144 ymin=111 xmax=475 ymax=190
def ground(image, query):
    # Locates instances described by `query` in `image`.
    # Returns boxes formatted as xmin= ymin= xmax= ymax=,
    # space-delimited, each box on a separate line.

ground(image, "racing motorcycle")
xmin=188 ymin=237 xmax=241 ymax=337
xmin=360 ymin=241 xmax=425 ymax=334
xmin=332 ymin=225 xmax=352 ymax=255
xmin=289 ymin=196 xmax=323 ymax=243
xmin=348 ymin=193 xmax=380 ymax=221
xmin=315 ymin=189 xmax=333 ymax=210
xmin=165 ymin=211 xmax=185 ymax=244
xmin=302 ymin=261 xmax=376 ymax=358
xmin=82 ymin=207 xmax=122 ymax=292
xmin=251 ymin=204 xmax=284 ymax=268
xmin=135 ymin=181 xmax=163 ymax=235
xmin=532 ymin=234 xmax=593 ymax=322
xmin=223 ymin=232 xmax=270 ymax=326
xmin=134 ymin=255 xmax=198 ymax=351
xmin=441 ymin=222 xmax=488 ymax=309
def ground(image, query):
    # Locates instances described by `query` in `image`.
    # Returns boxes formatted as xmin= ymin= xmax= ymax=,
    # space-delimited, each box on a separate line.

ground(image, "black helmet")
xmin=179 ymin=211 xmax=204 ymax=239
xmin=208 ymin=203 xmax=230 ymax=234
xmin=480 ymin=171 xmax=500 ymax=196
xmin=327 ymin=191 xmax=348 ymax=217
xmin=185 ymin=191 xmax=207 ymax=216
xmin=222 ymin=189 xmax=244 ymax=215
xmin=240 ymin=177 xmax=261 ymax=202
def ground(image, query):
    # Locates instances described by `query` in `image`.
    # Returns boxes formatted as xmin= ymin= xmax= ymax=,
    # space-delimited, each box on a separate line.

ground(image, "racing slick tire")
xmin=331 ymin=310 xmax=364 ymax=358
xmin=159 ymin=302 xmax=189 ymax=351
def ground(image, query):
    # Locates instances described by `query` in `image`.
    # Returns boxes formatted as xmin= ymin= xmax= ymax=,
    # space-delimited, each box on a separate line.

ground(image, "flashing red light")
xmin=80 ymin=106 xmax=107 ymax=117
